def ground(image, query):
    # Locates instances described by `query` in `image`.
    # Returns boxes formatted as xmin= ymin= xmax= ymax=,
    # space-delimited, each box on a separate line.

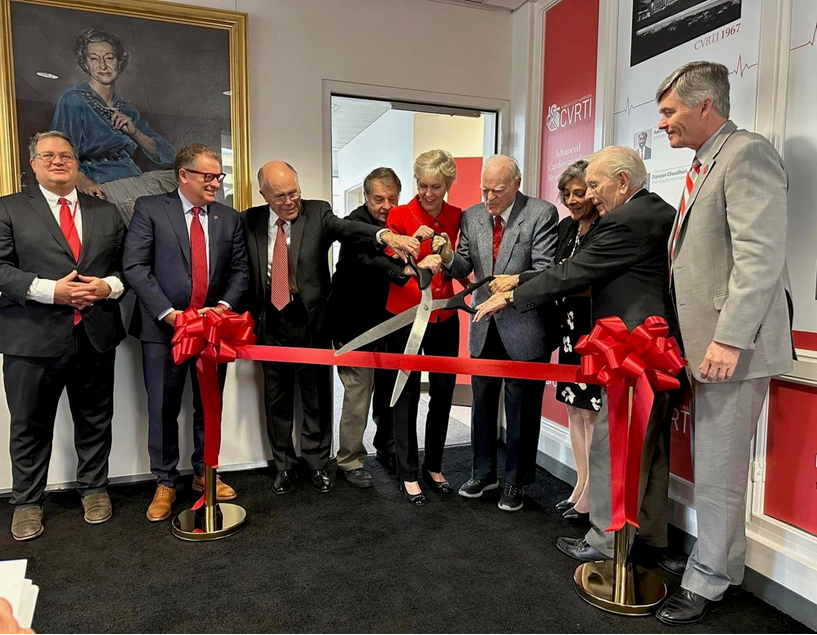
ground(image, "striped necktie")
xmin=670 ymin=157 xmax=702 ymax=262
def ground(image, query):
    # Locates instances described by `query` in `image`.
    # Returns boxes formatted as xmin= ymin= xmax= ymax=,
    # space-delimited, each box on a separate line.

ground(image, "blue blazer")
xmin=123 ymin=190 xmax=249 ymax=343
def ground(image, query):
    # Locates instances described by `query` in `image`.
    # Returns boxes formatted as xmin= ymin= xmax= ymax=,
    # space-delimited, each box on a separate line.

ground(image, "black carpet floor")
xmin=0 ymin=445 xmax=810 ymax=634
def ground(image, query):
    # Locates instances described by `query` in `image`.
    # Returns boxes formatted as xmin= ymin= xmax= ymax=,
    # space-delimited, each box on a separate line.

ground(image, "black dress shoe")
xmin=421 ymin=465 xmax=452 ymax=493
xmin=400 ymin=481 xmax=426 ymax=506
xmin=555 ymin=498 xmax=575 ymax=512
xmin=556 ymin=537 xmax=611 ymax=562
xmin=273 ymin=470 xmax=294 ymax=495
xmin=562 ymin=507 xmax=589 ymax=522
xmin=339 ymin=467 xmax=374 ymax=489
xmin=309 ymin=469 xmax=332 ymax=493
xmin=657 ymin=552 xmax=688 ymax=576
xmin=656 ymin=588 xmax=720 ymax=626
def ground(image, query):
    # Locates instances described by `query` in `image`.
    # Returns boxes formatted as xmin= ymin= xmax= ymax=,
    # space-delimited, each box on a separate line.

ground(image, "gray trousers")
xmin=585 ymin=388 xmax=673 ymax=556
xmin=336 ymin=364 xmax=394 ymax=471
xmin=682 ymin=377 xmax=769 ymax=601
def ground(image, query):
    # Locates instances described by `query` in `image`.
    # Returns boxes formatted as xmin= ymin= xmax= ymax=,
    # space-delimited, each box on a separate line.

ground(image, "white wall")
xmin=0 ymin=0 xmax=514 ymax=492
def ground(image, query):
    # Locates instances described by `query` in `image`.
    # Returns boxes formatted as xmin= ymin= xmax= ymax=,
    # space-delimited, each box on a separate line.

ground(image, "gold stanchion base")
xmin=171 ymin=503 xmax=247 ymax=542
xmin=573 ymin=561 xmax=667 ymax=616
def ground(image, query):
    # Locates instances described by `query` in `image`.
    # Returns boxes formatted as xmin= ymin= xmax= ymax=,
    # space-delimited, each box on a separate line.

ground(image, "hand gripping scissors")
xmin=334 ymin=253 xmax=494 ymax=407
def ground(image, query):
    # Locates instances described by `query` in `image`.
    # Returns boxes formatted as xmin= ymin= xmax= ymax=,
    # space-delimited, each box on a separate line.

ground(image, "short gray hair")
xmin=557 ymin=160 xmax=588 ymax=205
xmin=29 ymin=131 xmax=76 ymax=160
xmin=483 ymin=154 xmax=521 ymax=182
xmin=655 ymin=61 xmax=730 ymax=118
xmin=363 ymin=167 xmax=401 ymax=198
xmin=587 ymin=146 xmax=647 ymax=190
xmin=414 ymin=149 xmax=457 ymax=188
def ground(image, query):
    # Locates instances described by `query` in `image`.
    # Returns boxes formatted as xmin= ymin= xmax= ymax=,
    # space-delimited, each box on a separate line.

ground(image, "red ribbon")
xmin=575 ymin=316 xmax=685 ymax=531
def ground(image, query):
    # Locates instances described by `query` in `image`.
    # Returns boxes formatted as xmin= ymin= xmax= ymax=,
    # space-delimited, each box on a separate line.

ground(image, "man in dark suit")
xmin=241 ymin=161 xmax=418 ymax=494
xmin=0 ymin=130 xmax=126 ymax=540
xmin=123 ymin=144 xmax=248 ymax=522
xmin=475 ymin=146 xmax=679 ymax=562
xmin=329 ymin=167 xmax=409 ymax=488
xmin=443 ymin=155 xmax=559 ymax=511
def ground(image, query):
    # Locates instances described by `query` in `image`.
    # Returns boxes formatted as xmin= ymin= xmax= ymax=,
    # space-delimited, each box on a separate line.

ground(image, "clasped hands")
xmin=54 ymin=270 xmax=111 ymax=310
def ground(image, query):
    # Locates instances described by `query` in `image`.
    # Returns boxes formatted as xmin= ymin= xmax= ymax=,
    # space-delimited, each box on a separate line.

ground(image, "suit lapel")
xmin=289 ymin=202 xmax=305 ymax=283
xmin=164 ymin=192 xmax=191 ymax=273
xmin=27 ymin=189 xmax=74 ymax=260
xmin=495 ymin=193 xmax=526 ymax=274
xmin=76 ymin=193 xmax=96 ymax=269
xmin=207 ymin=205 xmax=221 ymax=283
xmin=253 ymin=206 xmax=270 ymax=292
xmin=476 ymin=206 xmax=493 ymax=272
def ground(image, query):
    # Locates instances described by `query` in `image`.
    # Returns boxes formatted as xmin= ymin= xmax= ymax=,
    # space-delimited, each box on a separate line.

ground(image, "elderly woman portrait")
xmin=551 ymin=160 xmax=602 ymax=522
xmin=384 ymin=149 xmax=463 ymax=505
xmin=51 ymin=28 xmax=177 ymax=224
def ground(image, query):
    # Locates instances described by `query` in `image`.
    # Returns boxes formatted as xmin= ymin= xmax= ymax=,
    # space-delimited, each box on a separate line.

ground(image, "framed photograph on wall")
xmin=0 ymin=0 xmax=251 ymax=222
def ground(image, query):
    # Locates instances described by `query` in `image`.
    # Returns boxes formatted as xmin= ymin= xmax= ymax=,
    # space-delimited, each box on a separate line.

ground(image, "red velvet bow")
xmin=575 ymin=316 xmax=685 ymax=531
xmin=171 ymin=309 xmax=256 ymax=472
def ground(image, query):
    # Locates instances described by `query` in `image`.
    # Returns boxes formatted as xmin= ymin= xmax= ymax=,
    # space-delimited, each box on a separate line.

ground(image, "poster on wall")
xmin=631 ymin=0 xmax=743 ymax=66
xmin=783 ymin=0 xmax=817 ymax=346
xmin=538 ymin=0 xmax=599 ymax=210
xmin=613 ymin=0 xmax=761 ymax=209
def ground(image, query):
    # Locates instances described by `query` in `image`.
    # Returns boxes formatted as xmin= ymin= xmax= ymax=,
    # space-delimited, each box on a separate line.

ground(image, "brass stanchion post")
xmin=171 ymin=466 xmax=247 ymax=542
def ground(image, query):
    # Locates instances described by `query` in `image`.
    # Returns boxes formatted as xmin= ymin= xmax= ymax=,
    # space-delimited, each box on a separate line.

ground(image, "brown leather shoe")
xmin=82 ymin=492 xmax=113 ymax=524
xmin=146 ymin=485 xmax=176 ymax=522
xmin=11 ymin=505 xmax=44 ymax=541
xmin=192 ymin=475 xmax=237 ymax=501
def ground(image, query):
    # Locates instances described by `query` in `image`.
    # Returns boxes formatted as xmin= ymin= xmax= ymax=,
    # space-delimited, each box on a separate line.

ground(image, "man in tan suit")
xmin=654 ymin=61 xmax=793 ymax=625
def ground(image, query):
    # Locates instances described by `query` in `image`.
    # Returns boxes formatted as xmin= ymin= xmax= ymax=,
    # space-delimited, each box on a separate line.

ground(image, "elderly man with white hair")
xmin=475 ymin=146 xmax=681 ymax=561
xmin=436 ymin=154 xmax=558 ymax=512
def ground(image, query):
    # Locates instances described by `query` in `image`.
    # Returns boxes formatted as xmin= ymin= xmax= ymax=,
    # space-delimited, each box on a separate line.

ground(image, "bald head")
xmin=259 ymin=161 xmax=301 ymax=221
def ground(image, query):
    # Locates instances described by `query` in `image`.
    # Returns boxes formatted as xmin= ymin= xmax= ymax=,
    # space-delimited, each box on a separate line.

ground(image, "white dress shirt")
xmin=26 ymin=185 xmax=125 ymax=304
xmin=157 ymin=191 xmax=231 ymax=319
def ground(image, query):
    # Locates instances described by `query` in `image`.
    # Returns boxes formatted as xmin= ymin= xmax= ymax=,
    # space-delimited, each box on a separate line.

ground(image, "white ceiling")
xmin=331 ymin=96 xmax=391 ymax=177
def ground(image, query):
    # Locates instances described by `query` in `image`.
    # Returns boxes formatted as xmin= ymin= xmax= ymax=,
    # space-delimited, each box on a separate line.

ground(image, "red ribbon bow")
xmin=172 ymin=309 xmax=256 ymax=470
xmin=575 ymin=316 xmax=685 ymax=531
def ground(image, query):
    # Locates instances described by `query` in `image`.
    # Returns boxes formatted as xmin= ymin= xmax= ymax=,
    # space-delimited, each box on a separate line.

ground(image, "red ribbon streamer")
xmin=574 ymin=316 xmax=685 ymax=531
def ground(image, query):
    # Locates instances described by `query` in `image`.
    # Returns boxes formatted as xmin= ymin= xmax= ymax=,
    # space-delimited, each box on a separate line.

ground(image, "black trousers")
xmin=5 ymin=325 xmax=115 ymax=506
xmin=471 ymin=319 xmax=546 ymax=487
xmin=141 ymin=342 xmax=227 ymax=487
xmin=261 ymin=297 xmax=332 ymax=471
xmin=387 ymin=315 xmax=459 ymax=482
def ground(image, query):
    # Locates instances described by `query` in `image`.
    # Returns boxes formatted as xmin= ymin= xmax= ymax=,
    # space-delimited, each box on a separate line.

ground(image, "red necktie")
xmin=271 ymin=218 xmax=290 ymax=311
xmin=670 ymin=157 xmax=702 ymax=262
xmin=190 ymin=207 xmax=208 ymax=309
xmin=58 ymin=197 xmax=82 ymax=324
xmin=492 ymin=215 xmax=503 ymax=273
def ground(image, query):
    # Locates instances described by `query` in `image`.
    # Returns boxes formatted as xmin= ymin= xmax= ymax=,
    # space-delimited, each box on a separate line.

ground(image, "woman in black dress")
xmin=552 ymin=160 xmax=602 ymax=521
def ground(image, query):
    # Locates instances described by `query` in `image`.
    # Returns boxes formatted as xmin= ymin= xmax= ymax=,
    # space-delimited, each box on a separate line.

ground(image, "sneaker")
xmin=339 ymin=467 xmax=374 ymax=489
xmin=458 ymin=477 xmax=499 ymax=498
xmin=498 ymin=483 xmax=524 ymax=511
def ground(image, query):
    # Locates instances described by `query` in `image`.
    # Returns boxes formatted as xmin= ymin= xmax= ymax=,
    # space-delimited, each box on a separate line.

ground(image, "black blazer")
xmin=123 ymin=190 xmax=249 ymax=343
xmin=0 ymin=187 xmax=126 ymax=356
xmin=328 ymin=204 xmax=408 ymax=348
xmin=514 ymin=190 xmax=678 ymax=335
xmin=241 ymin=199 xmax=382 ymax=345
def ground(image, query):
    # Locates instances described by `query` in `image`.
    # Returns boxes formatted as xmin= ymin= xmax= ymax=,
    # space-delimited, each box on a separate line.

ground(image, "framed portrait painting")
xmin=0 ymin=0 xmax=250 ymax=222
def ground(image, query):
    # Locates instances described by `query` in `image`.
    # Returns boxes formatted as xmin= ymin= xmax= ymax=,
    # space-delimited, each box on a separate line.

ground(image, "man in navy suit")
xmin=123 ymin=144 xmax=248 ymax=522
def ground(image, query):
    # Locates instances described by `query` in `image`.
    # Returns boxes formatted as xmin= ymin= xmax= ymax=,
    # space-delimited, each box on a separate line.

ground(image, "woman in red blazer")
xmin=385 ymin=149 xmax=462 ymax=505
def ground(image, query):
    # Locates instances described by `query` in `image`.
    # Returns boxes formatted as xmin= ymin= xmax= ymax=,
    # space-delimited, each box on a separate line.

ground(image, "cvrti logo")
xmin=546 ymin=96 xmax=593 ymax=132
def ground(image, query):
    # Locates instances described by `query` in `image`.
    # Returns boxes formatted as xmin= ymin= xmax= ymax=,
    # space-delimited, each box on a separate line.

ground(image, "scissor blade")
xmin=335 ymin=306 xmax=420 ymax=356
xmin=390 ymin=287 xmax=433 ymax=407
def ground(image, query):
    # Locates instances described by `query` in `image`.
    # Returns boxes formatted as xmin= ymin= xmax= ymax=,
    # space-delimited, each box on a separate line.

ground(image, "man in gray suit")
xmin=439 ymin=155 xmax=558 ymax=511
xmin=654 ymin=62 xmax=793 ymax=625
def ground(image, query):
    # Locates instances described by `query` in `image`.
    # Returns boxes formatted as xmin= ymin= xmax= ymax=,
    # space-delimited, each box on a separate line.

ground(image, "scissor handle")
xmin=444 ymin=275 xmax=495 ymax=314
xmin=408 ymin=255 xmax=434 ymax=290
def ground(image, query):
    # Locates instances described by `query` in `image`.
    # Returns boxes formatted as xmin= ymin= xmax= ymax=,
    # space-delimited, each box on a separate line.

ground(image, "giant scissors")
xmin=335 ymin=251 xmax=493 ymax=406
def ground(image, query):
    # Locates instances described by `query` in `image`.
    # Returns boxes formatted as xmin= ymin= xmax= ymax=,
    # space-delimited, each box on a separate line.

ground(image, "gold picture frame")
xmin=0 ymin=0 xmax=251 ymax=211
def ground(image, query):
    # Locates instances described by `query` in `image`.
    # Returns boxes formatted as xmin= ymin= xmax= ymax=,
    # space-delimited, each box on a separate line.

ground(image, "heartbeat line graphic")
xmin=790 ymin=22 xmax=817 ymax=52
xmin=729 ymin=53 xmax=757 ymax=77
xmin=614 ymin=97 xmax=654 ymax=117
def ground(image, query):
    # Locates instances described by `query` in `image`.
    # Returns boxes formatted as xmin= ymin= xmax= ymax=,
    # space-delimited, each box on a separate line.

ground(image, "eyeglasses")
xmin=35 ymin=152 xmax=76 ymax=164
xmin=270 ymin=191 xmax=301 ymax=204
xmin=184 ymin=168 xmax=226 ymax=183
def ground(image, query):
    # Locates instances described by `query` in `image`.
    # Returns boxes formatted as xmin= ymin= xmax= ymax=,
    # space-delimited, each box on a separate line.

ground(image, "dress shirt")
xmin=695 ymin=121 xmax=730 ymax=166
xmin=26 ymin=185 xmax=125 ymax=304
xmin=157 ymin=191 xmax=231 ymax=320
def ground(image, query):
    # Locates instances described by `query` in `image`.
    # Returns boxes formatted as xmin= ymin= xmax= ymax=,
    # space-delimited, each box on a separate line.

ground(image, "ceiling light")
xmin=36 ymin=72 xmax=59 ymax=79
xmin=222 ymin=90 xmax=231 ymax=96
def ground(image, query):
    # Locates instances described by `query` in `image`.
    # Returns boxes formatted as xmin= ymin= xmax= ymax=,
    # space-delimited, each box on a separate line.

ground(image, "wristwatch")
xmin=503 ymin=290 xmax=514 ymax=306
